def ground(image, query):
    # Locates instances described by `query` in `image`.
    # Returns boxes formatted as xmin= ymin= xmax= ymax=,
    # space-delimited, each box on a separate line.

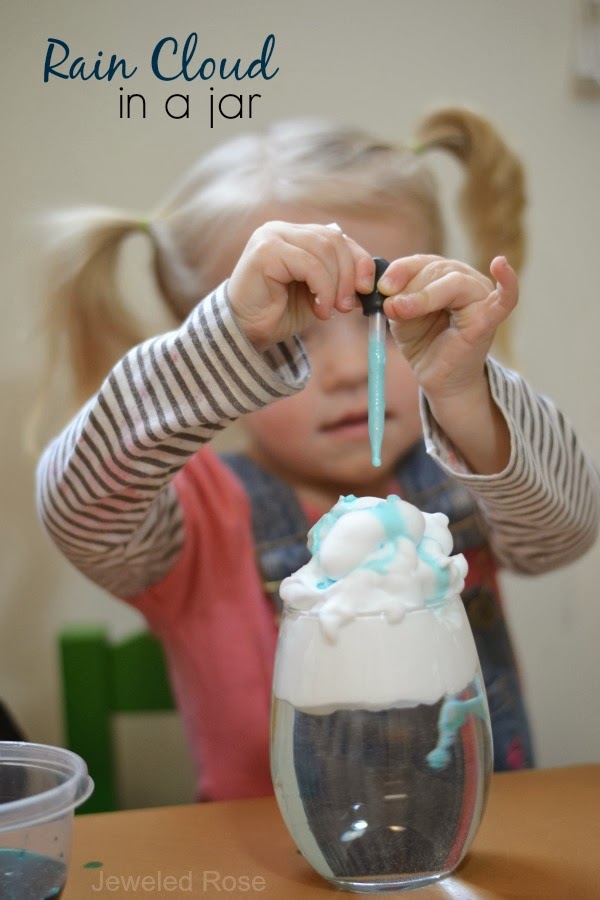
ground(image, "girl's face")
xmin=210 ymin=207 xmax=431 ymax=509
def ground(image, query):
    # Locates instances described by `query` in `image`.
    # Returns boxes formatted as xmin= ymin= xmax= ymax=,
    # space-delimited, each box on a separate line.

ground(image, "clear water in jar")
xmin=271 ymin=675 xmax=492 ymax=893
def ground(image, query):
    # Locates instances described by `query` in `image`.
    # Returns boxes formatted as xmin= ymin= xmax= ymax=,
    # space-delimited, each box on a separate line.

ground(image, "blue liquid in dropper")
xmin=367 ymin=313 xmax=386 ymax=467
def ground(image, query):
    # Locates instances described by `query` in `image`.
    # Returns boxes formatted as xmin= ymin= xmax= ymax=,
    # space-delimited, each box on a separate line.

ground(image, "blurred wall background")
xmin=1 ymin=0 xmax=598 ymax=807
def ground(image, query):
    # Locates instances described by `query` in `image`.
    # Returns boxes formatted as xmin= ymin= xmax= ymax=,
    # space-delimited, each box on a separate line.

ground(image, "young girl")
xmin=36 ymin=108 xmax=599 ymax=802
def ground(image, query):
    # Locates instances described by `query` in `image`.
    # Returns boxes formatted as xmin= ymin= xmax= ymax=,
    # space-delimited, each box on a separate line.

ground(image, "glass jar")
xmin=270 ymin=595 xmax=492 ymax=893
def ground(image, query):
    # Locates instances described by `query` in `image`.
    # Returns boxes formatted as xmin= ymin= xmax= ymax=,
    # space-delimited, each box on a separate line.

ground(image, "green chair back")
xmin=59 ymin=625 xmax=175 ymax=813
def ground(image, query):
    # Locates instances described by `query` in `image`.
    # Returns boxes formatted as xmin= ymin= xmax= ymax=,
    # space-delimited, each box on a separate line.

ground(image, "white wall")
xmin=1 ymin=0 xmax=598 ymax=806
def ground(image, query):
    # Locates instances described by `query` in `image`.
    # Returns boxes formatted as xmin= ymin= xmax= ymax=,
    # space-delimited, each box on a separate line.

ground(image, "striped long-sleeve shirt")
xmin=36 ymin=281 xmax=600 ymax=800
xmin=37 ymin=282 xmax=599 ymax=599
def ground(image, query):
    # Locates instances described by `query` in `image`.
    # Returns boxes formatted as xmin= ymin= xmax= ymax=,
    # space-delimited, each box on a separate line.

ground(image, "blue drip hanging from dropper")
xmin=357 ymin=257 xmax=390 ymax=468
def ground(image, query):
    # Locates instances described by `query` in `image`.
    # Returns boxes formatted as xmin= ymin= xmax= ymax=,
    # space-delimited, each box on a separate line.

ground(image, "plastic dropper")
xmin=357 ymin=257 xmax=390 ymax=468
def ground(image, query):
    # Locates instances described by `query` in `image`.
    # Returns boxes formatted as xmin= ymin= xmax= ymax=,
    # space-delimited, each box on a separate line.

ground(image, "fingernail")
xmin=377 ymin=276 xmax=392 ymax=294
xmin=339 ymin=295 xmax=358 ymax=310
xmin=313 ymin=295 xmax=321 ymax=306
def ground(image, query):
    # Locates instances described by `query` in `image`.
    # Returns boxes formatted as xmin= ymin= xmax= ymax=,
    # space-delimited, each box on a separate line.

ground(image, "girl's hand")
xmin=380 ymin=254 xmax=518 ymax=474
xmin=226 ymin=222 xmax=374 ymax=351
xmin=379 ymin=254 xmax=518 ymax=403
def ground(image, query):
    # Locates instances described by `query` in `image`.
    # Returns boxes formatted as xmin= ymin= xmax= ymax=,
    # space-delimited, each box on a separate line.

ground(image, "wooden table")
xmin=63 ymin=765 xmax=599 ymax=898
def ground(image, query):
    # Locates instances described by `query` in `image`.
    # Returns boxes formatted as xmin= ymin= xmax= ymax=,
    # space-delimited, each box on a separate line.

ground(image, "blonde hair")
xmin=37 ymin=107 xmax=526 ymax=416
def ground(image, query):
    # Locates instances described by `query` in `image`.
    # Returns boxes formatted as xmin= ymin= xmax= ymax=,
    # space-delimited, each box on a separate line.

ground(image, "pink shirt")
xmin=127 ymin=447 xmax=281 ymax=801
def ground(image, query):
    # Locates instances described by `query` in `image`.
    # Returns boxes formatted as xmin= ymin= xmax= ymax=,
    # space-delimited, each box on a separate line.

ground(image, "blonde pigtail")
xmin=38 ymin=207 xmax=152 ymax=413
xmin=413 ymin=108 xmax=527 ymax=362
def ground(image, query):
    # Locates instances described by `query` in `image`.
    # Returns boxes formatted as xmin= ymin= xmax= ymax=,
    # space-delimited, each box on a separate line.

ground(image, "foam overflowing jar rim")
xmin=281 ymin=593 xmax=459 ymax=618
xmin=0 ymin=742 xmax=94 ymax=832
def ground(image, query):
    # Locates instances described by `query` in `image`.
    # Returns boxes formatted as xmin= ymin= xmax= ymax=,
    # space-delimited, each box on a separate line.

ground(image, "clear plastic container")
xmin=0 ymin=742 xmax=94 ymax=899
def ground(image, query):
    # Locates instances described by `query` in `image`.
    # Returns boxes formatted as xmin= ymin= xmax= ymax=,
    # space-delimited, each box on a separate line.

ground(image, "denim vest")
xmin=222 ymin=443 xmax=534 ymax=771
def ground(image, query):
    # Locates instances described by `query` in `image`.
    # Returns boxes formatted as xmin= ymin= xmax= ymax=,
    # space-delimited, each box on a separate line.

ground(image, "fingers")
xmin=228 ymin=220 xmax=379 ymax=348
xmin=342 ymin=239 xmax=376 ymax=304
xmin=378 ymin=254 xmax=441 ymax=295
xmin=252 ymin=221 xmax=374 ymax=319
xmin=379 ymin=254 xmax=490 ymax=298
xmin=490 ymin=256 xmax=519 ymax=317
xmin=383 ymin=271 xmax=491 ymax=321
xmin=270 ymin=240 xmax=347 ymax=321
xmin=381 ymin=255 xmax=518 ymax=325
xmin=377 ymin=254 xmax=488 ymax=297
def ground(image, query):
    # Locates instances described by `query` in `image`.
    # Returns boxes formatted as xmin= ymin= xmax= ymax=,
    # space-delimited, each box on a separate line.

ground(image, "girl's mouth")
xmin=321 ymin=411 xmax=373 ymax=439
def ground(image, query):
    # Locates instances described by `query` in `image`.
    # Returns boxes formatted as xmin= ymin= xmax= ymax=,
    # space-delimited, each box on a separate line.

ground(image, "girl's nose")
xmin=315 ymin=312 xmax=369 ymax=391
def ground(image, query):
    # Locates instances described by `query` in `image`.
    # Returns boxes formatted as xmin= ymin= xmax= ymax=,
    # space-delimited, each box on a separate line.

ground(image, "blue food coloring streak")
xmin=426 ymin=688 xmax=488 ymax=770
xmin=309 ymin=495 xmax=357 ymax=558
xmin=309 ymin=495 xmax=453 ymax=595
xmin=418 ymin=537 xmax=451 ymax=605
